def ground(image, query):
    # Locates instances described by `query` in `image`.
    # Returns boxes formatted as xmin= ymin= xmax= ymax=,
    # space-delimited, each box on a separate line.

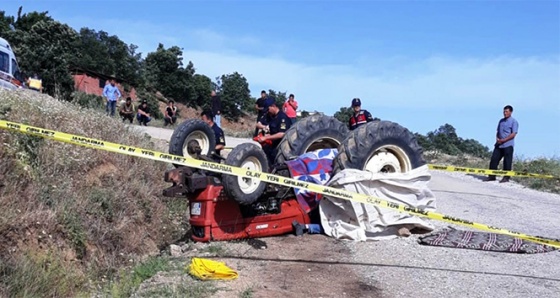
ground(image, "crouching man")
xmin=136 ymin=100 xmax=152 ymax=126
xmin=255 ymin=102 xmax=292 ymax=167
xmin=119 ymin=97 xmax=135 ymax=123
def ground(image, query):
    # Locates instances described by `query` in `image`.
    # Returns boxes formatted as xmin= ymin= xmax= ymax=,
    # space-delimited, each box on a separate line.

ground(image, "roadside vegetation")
xmin=414 ymin=124 xmax=560 ymax=194
xmin=0 ymin=89 xmax=191 ymax=296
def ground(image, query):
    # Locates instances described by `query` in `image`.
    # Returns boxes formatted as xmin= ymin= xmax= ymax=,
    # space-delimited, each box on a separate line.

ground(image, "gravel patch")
xmin=347 ymin=170 xmax=560 ymax=298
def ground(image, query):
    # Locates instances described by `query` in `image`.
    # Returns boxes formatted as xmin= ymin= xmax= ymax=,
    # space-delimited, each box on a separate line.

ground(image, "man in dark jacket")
xmin=211 ymin=90 xmax=222 ymax=128
xmin=254 ymin=90 xmax=275 ymax=137
xmin=136 ymin=100 xmax=152 ymax=126
xmin=256 ymin=102 xmax=292 ymax=167
xmin=348 ymin=98 xmax=374 ymax=130
xmin=201 ymin=109 xmax=226 ymax=162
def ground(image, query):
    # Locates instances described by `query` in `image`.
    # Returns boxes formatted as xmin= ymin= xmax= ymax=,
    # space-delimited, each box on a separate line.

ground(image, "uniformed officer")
xmin=349 ymin=98 xmax=374 ymax=130
xmin=201 ymin=110 xmax=226 ymax=161
xmin=256 ymin=102 xmax=292 ymax=167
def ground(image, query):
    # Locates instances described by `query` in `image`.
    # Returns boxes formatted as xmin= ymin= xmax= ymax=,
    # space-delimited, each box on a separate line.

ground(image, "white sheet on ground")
xmin=319 ymin=165 xmax=437 ymax=241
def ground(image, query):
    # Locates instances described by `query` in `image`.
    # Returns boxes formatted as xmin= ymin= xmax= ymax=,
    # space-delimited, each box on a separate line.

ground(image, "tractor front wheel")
xmin=223 ymin=143 xmax=270 ymax=205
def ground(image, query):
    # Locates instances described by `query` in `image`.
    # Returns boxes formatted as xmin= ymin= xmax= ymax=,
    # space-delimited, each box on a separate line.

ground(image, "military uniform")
xmin=259 ymin=110 xmax=292 ymax=166
xmin=212 ymin=123 xmax=226 ymax=161
xmin=349 ymin=110 xmax=374 ymax=130
xmin=349 ymin=98 xmax=374 ymax=131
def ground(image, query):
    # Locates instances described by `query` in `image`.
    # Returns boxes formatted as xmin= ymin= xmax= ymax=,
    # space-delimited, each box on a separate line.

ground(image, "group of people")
xmin=103 ymin=79 xmax=177 ymax=127
xmin=105 ymin=79 xmax=520 ymax=184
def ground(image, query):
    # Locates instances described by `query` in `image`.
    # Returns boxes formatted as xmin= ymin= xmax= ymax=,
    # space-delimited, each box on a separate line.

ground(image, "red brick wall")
xmin=73 ymin=73 xmax=137 ymax=101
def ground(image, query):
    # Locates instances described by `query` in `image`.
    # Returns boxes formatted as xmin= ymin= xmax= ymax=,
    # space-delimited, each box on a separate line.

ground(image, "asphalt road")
xmin=138 ymin=124 xmax=560 ymax=298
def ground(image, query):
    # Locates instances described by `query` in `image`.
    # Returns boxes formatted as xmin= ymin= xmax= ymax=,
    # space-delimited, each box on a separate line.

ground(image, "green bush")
xmin=71 ymin=91 xmax=105 ymax=110
xmin=511 ymin=157 xmax=560 ymax=193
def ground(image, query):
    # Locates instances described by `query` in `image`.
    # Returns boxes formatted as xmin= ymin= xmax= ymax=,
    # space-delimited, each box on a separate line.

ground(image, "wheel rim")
xmin=304 ymin=137 xmax=341 ymax=153
xmin=182 ymin=131 xmax=210 ymax=158
xmin=238 ymin=156 xmax=263 ymax=194
xmin=364 ymin=145 xmax=412 ymax=173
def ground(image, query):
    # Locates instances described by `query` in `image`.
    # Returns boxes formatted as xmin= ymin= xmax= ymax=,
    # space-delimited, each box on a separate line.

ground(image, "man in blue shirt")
xmin=103 ymin=79 xmax=121 ymax=117
xmin=486 ymin=105 xmax=519 ymax=183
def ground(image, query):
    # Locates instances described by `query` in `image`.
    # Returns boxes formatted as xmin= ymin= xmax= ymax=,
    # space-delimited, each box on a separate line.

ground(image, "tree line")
xmin=0 ymin=7 xmax=265 ymax=121
xmin=1 ymin=8 xmax=491 ymax=157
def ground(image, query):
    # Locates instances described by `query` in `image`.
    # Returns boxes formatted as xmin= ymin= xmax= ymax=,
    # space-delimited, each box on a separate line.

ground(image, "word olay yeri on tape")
xmin=1 ymin=120 xmax=559 ymax=248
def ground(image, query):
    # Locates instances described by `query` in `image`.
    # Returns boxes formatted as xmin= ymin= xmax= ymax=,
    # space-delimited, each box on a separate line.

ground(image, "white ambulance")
xmin=0 ymin=37 xmax=23 ymax=90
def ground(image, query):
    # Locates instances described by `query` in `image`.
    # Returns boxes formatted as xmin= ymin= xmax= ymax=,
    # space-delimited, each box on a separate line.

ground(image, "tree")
xmin=71 ymin=28 xmax=114 ymax=75
xmin=191 ymin=74 xmax=213 ymax=110
xmin=458 ymin=138 xmax=491 ymax=158
xmin=414 ymin=133 xmax=433 ymax=152
xmin=415 ymin=123 xmax=490 ymax=157
xmin=144 ymin=43 xmax=195 ymax=103
xmin=218 ymin=72 xmax=252 ymax=121
xmin=333 ymin=107 xmax=353 ymax=127
xmin=267 ymin=89 xmax=288 ymax=108
xmin=71 ymin=28 xmax=144 ymax=87
xmin=6 ymin=18 xmax=78 ymax=100
xmin=12 ymin=8 xmax=53 ymax=32
xmin=0 ymin=11 xmax=15 ymax=35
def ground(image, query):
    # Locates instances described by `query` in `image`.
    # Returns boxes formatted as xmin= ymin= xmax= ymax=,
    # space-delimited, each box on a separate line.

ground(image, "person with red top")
xmin=348 ymin=98 xmax=374 ymax=130
xmin=283 ymin=93 xmax=298 ymax=125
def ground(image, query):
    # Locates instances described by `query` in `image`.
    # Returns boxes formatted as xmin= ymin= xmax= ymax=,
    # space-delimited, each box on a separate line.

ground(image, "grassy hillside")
xmin=0 ymin=89 xmax=189 ymax=296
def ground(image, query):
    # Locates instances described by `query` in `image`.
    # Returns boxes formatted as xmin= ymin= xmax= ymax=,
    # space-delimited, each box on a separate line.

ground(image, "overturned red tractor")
xmin=162 ymin=114 xmax=425 ymax=242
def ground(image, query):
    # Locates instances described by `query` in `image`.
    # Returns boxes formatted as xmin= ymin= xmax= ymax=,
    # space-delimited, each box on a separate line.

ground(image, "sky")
xmin=3 ymin=0 xmax=560 ymax=158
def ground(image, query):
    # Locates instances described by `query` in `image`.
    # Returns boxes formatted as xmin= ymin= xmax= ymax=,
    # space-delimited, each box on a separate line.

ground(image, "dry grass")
xmin=0 ymin=89 xmax=190 ymax=296
xmin=425 ymin=151 xmax=560 ymax=193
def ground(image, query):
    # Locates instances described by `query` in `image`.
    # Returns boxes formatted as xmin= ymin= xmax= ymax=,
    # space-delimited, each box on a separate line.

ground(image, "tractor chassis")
xmin=162 ymin=164 xmax=310 ymax=242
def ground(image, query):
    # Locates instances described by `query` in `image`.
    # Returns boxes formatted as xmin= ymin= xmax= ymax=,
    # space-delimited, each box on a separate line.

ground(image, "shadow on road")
xmin=207 ymin=255 xmax=560 ymax=282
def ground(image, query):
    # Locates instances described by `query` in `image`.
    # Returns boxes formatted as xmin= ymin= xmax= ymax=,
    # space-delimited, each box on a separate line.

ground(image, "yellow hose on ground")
xmin=187 ymin=257 xmax=239 ymax=280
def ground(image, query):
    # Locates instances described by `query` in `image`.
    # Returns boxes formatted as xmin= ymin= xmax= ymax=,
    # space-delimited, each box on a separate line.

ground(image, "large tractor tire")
xmin=169 ymin=119 xmax=216 ymax=167
xmin=223 ymin=143 xmax=270 ymax=205
xmin=332 ymin=121 xmax=425 ymax=174
xmin=275 ymin=114 xmax=349 ymax=165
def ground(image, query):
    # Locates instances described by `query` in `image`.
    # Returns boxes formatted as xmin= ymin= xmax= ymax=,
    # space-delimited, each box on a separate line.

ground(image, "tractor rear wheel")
xmin=168 ymin=119 xmax=216 ymax=167
xmin=223 ymin=143 xmax=269 ymax=205
xmin=332 ymin=121 xmax=426 ymax=174
xmin=275 ymin=114 xmax=349 ymax=165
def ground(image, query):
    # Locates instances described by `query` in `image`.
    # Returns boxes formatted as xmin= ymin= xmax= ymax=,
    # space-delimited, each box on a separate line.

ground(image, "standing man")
xmin=103 ymin=79 xmax=121 ymax=117
xmin=256 ymin=102 xmax=292 ymax=167
xmin=211 ymin=90 xmax=222 ymax=128
xmin=254 ymin=90 xmax=275 ymax=137
xmin=283 ymin=93 xmax=298 ymax=125
xmin=348 ymin=98 xmax=374 ymax=131
xmin=486 ymin=105 xmax=519 ymax=183
xmin=201 ymin=110 xmax=226 ymax=161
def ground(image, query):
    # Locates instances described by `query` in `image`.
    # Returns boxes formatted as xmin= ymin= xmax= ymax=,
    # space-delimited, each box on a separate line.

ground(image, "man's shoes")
xmin=292 ymin=220 xmax=304 ymax=236
xmin=484 ymin=177 xmax=496 ymax=182
xmin=499 ymin=177 xmax=510 ymax=183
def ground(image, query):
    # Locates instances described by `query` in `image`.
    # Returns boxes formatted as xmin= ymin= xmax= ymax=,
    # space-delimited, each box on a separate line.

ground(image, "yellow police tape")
xmin=428 ymin=164 xmax=557 ymax=179
xmin=1 ymin=119 xmax=559 ymax=249
xmin=225 ymin=153 xmax=557 ymax=179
